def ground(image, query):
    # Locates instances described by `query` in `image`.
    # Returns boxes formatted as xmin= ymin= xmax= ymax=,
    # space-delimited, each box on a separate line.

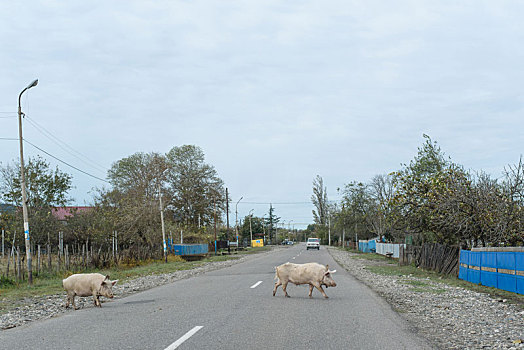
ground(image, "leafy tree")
xmin=239 ymin=215 xmax=265 ymax=242
xmin=391 ymin=135 xmax=451 ymax=242
xmin=0 ymin=156 xmax=72 ymax=244
xmin=166 ymin=145 xmax=225 ymax=227
xmin=104 ymin=152 xmax=168 ymax=248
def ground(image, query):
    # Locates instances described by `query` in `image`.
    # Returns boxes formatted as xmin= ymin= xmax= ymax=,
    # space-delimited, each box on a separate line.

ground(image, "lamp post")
xmin=235 ymin=197 xmax=243 ymax=245
xmin=18 ymin=79 xmax=38 ymax=285
xmin=262 ymin=214 xmax=267 ymax=243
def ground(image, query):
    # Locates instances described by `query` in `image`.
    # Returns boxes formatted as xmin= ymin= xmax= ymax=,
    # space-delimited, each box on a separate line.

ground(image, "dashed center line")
xmin=250 ymin=281 xmax=263 ymax=289
xmin=164 ymin=326 xmax=203 ymax=350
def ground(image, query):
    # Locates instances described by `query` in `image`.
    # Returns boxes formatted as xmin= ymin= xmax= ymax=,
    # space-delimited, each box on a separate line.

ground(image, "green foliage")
xmin=0 ymin=156 xmax=72 ymax=244
xmin=337 ymin=135 xmax=524 ymax=248
xmin=265 ymin=204 xmax=280 ymax=243
xmin=166 ymin=145 xmax=225 ymax=227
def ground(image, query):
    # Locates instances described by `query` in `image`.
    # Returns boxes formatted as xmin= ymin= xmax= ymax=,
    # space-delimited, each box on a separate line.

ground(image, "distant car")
xmin=287 ymin=241 xmax=294 ymax=245
xmin=306 ymin=238 xmax=320 ymax=250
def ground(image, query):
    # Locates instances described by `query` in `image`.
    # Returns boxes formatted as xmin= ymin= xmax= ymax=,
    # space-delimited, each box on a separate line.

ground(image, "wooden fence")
xmin=399 ymin=243 xmax=460 ymax=276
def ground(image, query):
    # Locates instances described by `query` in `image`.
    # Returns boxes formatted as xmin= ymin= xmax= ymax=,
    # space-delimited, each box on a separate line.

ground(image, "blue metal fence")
xmin=459 ymin=250 xmax=524 ymax=295
xmin=171 ymin=243 xmax=208 ymax=256
xmin=358 ymin=240 xmax=376 ymax=253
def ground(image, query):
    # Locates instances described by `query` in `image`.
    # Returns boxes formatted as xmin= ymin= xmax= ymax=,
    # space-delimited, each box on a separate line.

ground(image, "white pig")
xmin=273 ymin=262 xmax=337 ymax=298
xmin=62 ymin=273 xmax=118 ymax=309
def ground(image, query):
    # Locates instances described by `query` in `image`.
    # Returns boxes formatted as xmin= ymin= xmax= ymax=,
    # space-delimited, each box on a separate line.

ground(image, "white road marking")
xmin=250 ymin=281 xmax=263 ymax=289
xmin=164 ymin=326 xmax=203 ymax=350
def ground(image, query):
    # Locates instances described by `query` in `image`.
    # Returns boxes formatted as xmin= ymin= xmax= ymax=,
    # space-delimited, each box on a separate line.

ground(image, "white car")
xmin=306 ymin=238 xmax=320 ymax=250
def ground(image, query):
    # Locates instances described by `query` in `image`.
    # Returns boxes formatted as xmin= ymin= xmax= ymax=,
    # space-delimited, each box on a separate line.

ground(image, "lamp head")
xmin=27 ymin=79 xmax=38 ymax=89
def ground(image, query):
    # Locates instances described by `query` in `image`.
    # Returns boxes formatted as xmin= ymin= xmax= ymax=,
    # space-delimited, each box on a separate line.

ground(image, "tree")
xmin=391 ymin=134 xmax=451 ymax=242
xmin=265 ymin=204 xmax=280 ymax=243
xmin=166 ymin=145 xmax=225 ymax=227
xmin=311 ymin=175 xmax=328 ymax=225
xmin=105 ymin=152 xmax=168 ymax=249
xmin=0 ymin=156 xmax=72 ymax=244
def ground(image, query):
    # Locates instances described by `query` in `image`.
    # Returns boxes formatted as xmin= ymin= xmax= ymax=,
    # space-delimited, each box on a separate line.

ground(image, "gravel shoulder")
xmin=328 ymin=247 xmax=524 ymax=350
xmin=1 ymin=249 xmax=278 ymax=330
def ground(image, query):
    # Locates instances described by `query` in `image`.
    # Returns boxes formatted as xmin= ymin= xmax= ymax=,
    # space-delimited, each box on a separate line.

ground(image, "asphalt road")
xmin=1 ymin=244 xmax=430 ymax=349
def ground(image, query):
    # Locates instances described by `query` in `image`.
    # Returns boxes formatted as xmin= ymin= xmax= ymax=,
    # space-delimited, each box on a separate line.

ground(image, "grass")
xmin=342 ymin=249 xmax=524 ymax=308
xmin=0 ymin=246 xmax=268 ymax=314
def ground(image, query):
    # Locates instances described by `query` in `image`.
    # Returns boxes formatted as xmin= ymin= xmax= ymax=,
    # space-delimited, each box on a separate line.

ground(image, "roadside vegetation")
xmin=309 ymin=134 xmax=524 ymax=249
xmin=0 ymin=144 xmax=284 ymax=287
xmin=342 ymin=247 xmax=524 ymax=308
xmin=0 ymin=246 xmax=268 ymax=314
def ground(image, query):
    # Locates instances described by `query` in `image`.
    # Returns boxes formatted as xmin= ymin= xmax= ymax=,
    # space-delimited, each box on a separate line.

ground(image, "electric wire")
xmin=23 ymin=138 xmax=109 ymax=183
xmin=24 ymin=115 xmax=108 ymax=174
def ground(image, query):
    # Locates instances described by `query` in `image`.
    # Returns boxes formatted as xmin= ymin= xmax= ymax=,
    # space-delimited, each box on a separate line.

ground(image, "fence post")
xmin=16 ymin=247 xmax=21 ymax=282
xmin=37 ymin=245 xmax=41 ymax=275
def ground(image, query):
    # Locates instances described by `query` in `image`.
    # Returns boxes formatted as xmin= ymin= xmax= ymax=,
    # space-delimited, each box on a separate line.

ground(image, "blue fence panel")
xmin=480 ymin=252 xmax=497 ymax=289
xmin=369 ymin=240 xmax=376 ymax=252
xmin=468 ymin=251 xmax=481 ymax=284
xmin=516 ymin=253 xmax=524 ymax=295
xmin=497 ymin=252 xmax=516 ymax=293
xmin=459 ymin=250 xmax=468 ymax=281
xmin=359 ymin=242 xmax=369 ymax=253
xmin=173 ymin=244 xmax=208 ymax=256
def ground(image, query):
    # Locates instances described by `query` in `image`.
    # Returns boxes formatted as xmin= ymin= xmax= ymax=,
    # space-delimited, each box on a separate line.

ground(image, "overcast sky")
xmin=1 ymin=1 xmax=524 ymax=229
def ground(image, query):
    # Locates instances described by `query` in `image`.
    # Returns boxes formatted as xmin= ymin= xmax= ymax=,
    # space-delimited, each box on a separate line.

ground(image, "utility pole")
xmin=226 ymin=188 xmax=229 ymax=241
xmin=159 ymin=183 xmax=167 ymax=263
xmin=18 ymin=79 xmax=38 ymax=285
xmin=328 ymin=214 xmax=331 ymax=246
xmin=214 ymin=199 xmax=217 ymax=254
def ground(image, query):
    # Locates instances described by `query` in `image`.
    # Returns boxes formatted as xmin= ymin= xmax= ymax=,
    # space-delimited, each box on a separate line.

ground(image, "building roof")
xmin=51 ymin=206 xmax=93 ymax=220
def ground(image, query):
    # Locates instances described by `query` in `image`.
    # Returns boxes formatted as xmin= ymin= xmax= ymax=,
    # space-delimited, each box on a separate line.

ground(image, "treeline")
xmin=0 ymin=145 xmax=236 ymax=262
xmin=311 ymin=135 xmax=524 ymax=249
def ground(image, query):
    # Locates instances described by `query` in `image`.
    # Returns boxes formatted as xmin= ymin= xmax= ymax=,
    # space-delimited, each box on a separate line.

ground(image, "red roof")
xmin=52 ymin=206 xmax=93 ymax=220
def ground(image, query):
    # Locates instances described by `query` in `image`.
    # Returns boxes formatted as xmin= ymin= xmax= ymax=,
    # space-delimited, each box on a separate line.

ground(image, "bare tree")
xmin=311 ymin=175 xmax=328 ymax=225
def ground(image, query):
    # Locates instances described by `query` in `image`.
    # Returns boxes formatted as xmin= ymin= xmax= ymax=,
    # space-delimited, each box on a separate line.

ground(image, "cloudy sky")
xmin=1 ymin=1 xmax=524 ymax=228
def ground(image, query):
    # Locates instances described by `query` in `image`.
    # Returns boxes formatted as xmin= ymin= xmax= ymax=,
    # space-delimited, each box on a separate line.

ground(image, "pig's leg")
xmin=313 ymin=283 xmax=328 ymax=298
xmin=65 ymin=292 xmax=73 ymax=308
xmin=92 ymin=292 xmax=100 ymax=307
xmin=72 ymin=295 xmax=78 ymax=310
xmin=272 ymin=279 xmax=282 ymax=296
xmin=282 ymin=281 xmax=290 ymax=297
xmin=308 ymin=284 xmax=314 ymax=298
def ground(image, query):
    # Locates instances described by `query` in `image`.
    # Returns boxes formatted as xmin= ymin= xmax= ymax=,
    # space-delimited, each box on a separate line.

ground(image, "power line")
xmin=24 ymin=115 xmax=108 ymax=174
xmin=23 ymin=138 xmax=109 ymax=183
xmin=0 ymin=137 xmax=18 ymax=141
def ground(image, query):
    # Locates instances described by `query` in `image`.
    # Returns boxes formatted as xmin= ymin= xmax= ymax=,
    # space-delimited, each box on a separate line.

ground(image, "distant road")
xmin=1 ymin=244 xmax=430 ymax=349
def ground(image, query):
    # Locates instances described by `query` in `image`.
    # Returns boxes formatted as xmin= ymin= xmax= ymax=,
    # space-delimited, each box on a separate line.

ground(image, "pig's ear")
xmin=111 ymin=280 xmax=118 ymax=286
xmin=325 ymin=265 xmax=329 ymax=271
xmin=330 ymin=270 xmax=337 ymax=274
xmin=105 ymin=275 xmax=110 ymax=281
xmin=324 ymin=271 xmax=330 ymax=276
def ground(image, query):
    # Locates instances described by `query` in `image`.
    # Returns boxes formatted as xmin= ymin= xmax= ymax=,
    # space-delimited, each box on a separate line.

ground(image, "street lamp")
xmin=235 ymin=197 xmax=243 ymax=245
xmin=18 ymin=79 xmax=38 ymax=285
